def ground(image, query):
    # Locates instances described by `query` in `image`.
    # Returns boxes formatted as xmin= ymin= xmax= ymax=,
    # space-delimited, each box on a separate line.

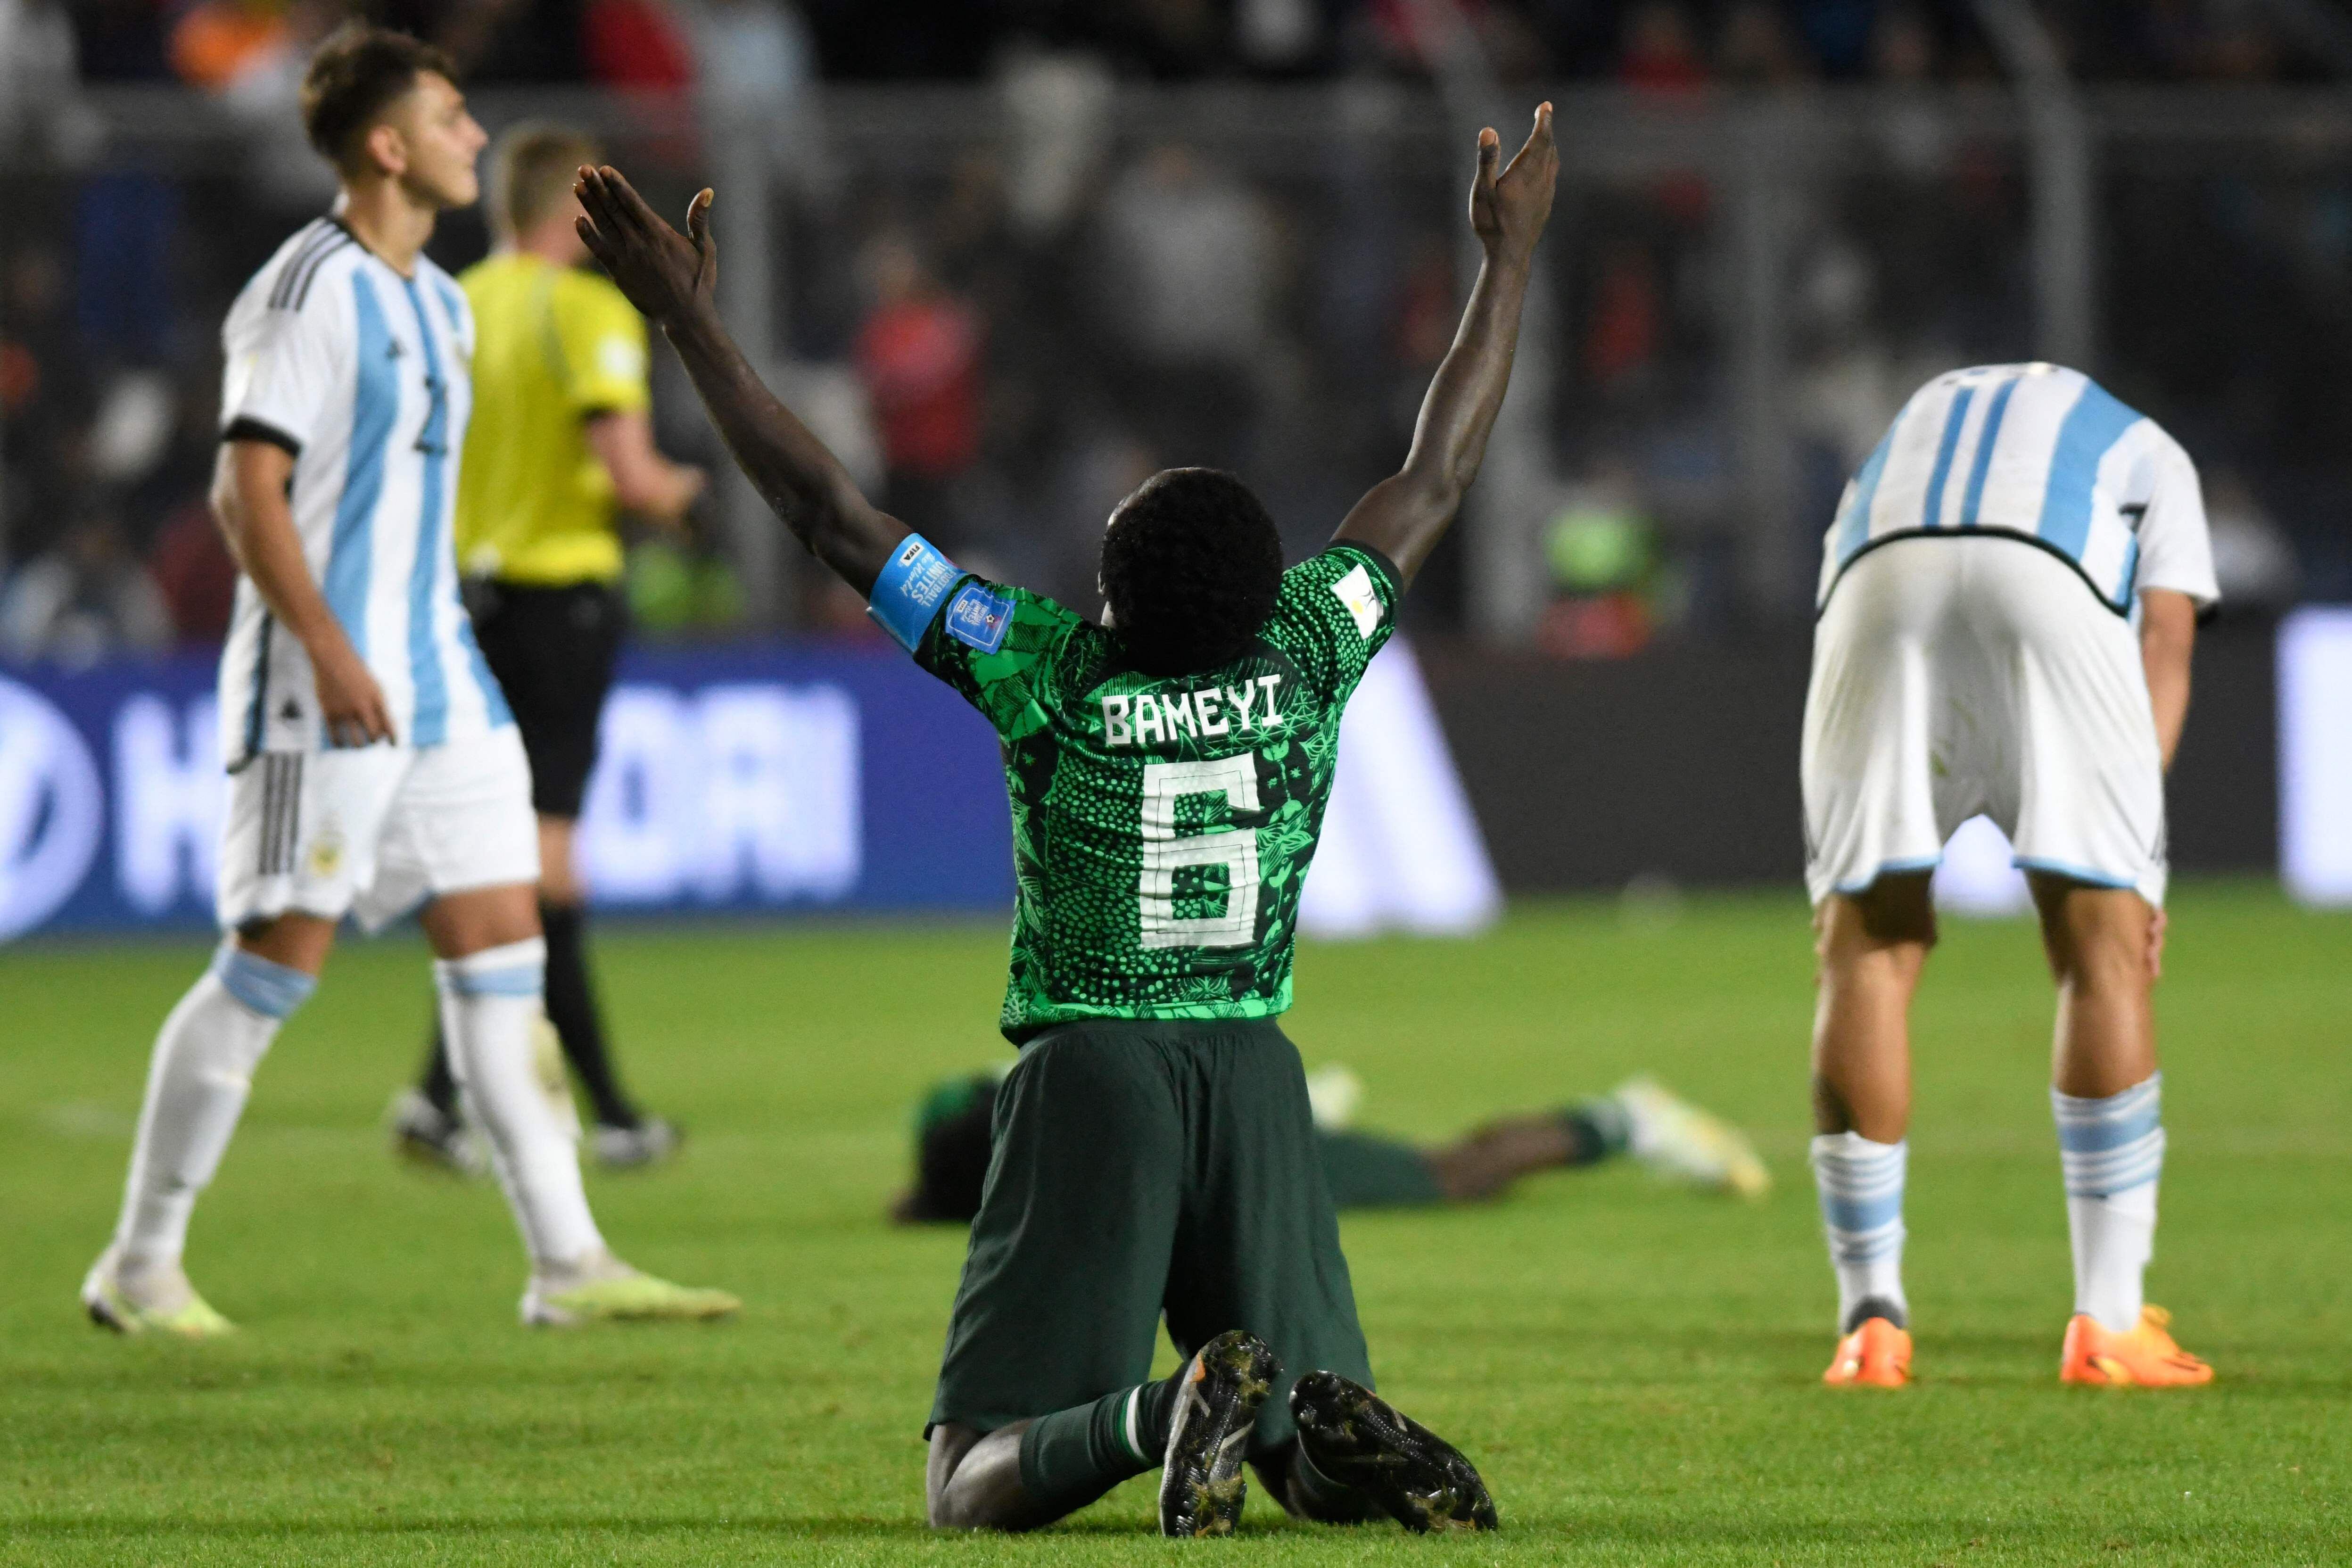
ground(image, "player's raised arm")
xmin=1337 ymin=104 xmax=1557 ymax=587
xmin=573 ymin=165 xmax=905 ymax=594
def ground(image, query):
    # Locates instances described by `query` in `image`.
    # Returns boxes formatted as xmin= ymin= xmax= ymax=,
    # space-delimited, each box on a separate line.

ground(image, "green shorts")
xmin=928 ymin=1016 xmax=1374 ymax=1456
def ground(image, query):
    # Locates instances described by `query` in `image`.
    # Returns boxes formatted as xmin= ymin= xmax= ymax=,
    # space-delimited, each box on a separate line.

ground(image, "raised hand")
xmin=1469 ymin=102 xmax=1558 ymax=263
xmin=574 ymin=165 xmax=717 ymax=327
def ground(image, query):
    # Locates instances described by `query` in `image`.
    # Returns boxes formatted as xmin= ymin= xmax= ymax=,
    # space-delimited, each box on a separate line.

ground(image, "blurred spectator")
xmin=853 ymin=233 xmax=982 ymax=544
xmin=1583 ymin=239 xmax=1665 ymax=396
xmin=685 ymin=0 xmax=814 ymax=115
xmin=0 ymin=515 xmax=169 ymax=665
xmin=1539 ymin=469 xmax=1664 ymax=660
xmin=2203 ymin=468 xmax=2302 ymax=611
xmin=168 ymin=0 xmax=285 ymax=91
xmin=997 ymin=47 xmax=1113 ymax=242
xmin=1095 ymin=143 xmax=1274 ymax=471
xmin=1867 ymin=5 xmax=1953 ymax=177
xmin=1 ymin=246 xmax=96 ymax=565
xmin=148 ymin=502 xmax=238 ymax=643
xmin=685 ymin=0 xmax=826 ymax=195
xmin=213 ymin=0 xmax=344 ymax=211
xmin=1235 ymin=0 xmax=1324 ymax=74
xmin=626 ymin=531 xmax=748 ymax=635
xmin=1 ymin=0 xmax=101 ymax=164
xmin=1619 ymin=1 xmax=1708 ymax=95
xmin=586 ymin=0 xmax=698 ymax=90
xmin=1717 ymin=0 xmax=1813 ymax=88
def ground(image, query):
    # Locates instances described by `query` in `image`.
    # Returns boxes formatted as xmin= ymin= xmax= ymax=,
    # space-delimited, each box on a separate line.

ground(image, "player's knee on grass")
xmin=926 ymin=1421 xmax=1056 ymax=1532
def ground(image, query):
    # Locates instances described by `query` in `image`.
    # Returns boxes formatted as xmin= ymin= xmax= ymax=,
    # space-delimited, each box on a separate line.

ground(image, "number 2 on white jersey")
xmin=1138 ymin=757 xmax=1260 ymax=950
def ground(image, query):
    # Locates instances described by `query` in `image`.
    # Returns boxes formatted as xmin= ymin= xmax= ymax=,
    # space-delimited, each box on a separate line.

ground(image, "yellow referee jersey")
xmin=455 ymin=253 xmax=652 ymax=586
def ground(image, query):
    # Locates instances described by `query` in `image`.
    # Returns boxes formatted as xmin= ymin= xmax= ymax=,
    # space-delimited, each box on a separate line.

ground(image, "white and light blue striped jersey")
xmin=215 ymin=216 xmax=510 ymax=769
xmin=1817 ymin=363 xmax=2219 ymax=618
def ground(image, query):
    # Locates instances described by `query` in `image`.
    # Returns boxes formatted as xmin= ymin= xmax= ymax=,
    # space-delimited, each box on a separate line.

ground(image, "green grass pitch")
xmin=3 ymin=883 xmax=2345 ymax=1565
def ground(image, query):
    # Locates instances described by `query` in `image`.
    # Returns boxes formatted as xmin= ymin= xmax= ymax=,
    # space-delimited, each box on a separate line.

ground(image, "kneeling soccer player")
xmin=1803 ymin=363 xmax=2217 ymax=1388
xmin=575 ymin=102 xmax=1557 ymax=1532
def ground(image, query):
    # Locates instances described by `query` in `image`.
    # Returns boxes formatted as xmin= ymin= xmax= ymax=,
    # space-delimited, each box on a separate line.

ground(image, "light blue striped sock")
xmin=1810 ymin=1132 xmax=1908 ymax=1332
xmin=209 ymin=942 xmax=318 ymax=1020
xmin=2053 ymin=1074 xmax=2163 ymax=1332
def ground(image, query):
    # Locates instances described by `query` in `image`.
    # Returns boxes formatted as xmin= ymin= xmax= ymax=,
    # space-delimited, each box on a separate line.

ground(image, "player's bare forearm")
xmin=1338 ymin=105 xmax=1556 ymax=586
xmin=660 ymin=301 xmax=902 ymax=592
xmin=2139 ymin=588 xmax=2196 ymax=771
xmin=213 ymin=440 xmax=392 ymax=743
xmin=1338 ymin=256 xmax=1533 ymax=581
xmin=574 ymin=164 xmax=903 ymax=594
xmin=214 ymin=444 xmax=345 ymax=660
xmin=585 ymin=411 xmax=704 ymax=525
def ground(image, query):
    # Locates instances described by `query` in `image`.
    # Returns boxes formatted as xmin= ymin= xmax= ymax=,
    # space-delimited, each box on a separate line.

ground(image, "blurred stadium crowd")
xmin=0 ymin=0 xmax=2342 ymax=661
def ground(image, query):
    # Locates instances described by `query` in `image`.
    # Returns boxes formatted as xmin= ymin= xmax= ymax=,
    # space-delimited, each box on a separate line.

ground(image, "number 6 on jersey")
xmin=1139 ymin=757 xmax=1262 ymax=950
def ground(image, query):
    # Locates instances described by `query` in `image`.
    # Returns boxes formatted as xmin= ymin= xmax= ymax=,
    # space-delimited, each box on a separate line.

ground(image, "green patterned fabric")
xmin=915 ymin=544 xmax=1400 ymax=1041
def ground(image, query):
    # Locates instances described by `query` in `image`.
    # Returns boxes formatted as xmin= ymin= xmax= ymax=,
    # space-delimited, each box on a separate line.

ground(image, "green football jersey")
xmin=914 ymin=543 xmax=1402 ymax=1041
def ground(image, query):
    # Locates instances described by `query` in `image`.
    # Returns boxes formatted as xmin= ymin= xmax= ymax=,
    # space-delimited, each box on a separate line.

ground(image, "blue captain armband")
xmin=867 ymin=533 xmax=964 ymax=653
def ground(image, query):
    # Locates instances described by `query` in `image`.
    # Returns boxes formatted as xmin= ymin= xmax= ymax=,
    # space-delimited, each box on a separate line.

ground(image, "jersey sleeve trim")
xmin=268 ymin=222 xmax=355 ymax=313
xmin=220 ymin=416 xmax=302 ymax=458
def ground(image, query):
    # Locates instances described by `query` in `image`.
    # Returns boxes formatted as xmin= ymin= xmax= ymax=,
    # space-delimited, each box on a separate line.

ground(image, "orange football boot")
xmin=1822 ymin=1317 xmax=1912 ymax=1387
xmin=2059 ymin=1305 xmax=2212 ymax=1387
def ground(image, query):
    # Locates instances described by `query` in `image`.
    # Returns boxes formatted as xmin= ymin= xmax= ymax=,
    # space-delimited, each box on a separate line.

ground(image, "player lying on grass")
xmin=82 ymin=25 xmax=734 ymax=1338
xmin=893 ymin=1068 xmax=1768 ymax=1224
xmin=575 ymin=101 xmax=1556 ymax=1535
xmin=1803 ymin=363 xmax=2217 ymax=1389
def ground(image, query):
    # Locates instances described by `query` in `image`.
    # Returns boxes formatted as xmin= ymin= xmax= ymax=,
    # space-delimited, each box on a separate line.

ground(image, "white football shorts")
xmin=1802 ymin=536 xmax=2167 ymax=908
xmin=218 ymin=725 xmax=538 ymax=931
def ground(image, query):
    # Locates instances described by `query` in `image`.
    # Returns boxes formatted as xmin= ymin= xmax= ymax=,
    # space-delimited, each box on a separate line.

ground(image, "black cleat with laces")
xmin=1289 ymin=1370 xmax=1498 ymax=1533
xmin=1159 ymin=1329 xmax=1279 ymax=1537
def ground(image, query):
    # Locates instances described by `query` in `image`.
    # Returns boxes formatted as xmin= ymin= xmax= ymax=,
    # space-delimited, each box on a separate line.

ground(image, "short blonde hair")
xmin=490 ymin=121 xmax=602 ymax=239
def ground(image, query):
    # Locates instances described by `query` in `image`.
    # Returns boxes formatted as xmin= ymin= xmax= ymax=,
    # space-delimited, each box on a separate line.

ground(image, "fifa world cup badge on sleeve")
xmin=868 ymin=534 xmax=962 ymax=652
xmin=943 ymin=582 xmax=1014 ymax=654
xmin=1330 ymin=563 xmax=1382 ymax=638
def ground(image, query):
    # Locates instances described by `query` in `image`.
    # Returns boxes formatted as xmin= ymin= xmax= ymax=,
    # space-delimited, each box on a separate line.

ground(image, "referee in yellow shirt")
xmin=391 ymin=124 xmax=703 ymax=1171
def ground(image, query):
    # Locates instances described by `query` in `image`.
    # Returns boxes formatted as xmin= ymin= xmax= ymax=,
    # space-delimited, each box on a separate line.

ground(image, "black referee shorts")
xmin=464 ymin=579 xmax=625 ymax=819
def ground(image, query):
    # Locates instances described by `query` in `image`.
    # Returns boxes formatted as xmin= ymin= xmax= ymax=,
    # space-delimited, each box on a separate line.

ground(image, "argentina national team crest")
xmin=944 ymin=582 xmax=1014 ymax=653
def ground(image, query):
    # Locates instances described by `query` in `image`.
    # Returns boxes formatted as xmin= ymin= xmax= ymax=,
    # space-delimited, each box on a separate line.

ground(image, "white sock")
xmin=114 ymin=944 xmax=315 ymax=1267
xmin=1810 ymin=1132 xmax=1908 ymax=1332
xmin=435 ymin=938 xmax=603 ymax=1270
xmin=2053 ymin=1075 xmax=2164 ymax=1333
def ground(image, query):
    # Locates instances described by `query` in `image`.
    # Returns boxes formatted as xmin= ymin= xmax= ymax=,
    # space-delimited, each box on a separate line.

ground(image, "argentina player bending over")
xmin=1804 ymin=363 xmax=2219 ymax=1389
xmin=84 ymin=25 xmax=735 ymax=1337
xmin=576 ymin=104 xmax=1557 ymax=1535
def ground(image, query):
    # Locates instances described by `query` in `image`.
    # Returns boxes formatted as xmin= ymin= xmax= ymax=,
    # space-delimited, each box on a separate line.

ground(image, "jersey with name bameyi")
xmin=915 ymin=544 xmax=1399 ymax=1041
